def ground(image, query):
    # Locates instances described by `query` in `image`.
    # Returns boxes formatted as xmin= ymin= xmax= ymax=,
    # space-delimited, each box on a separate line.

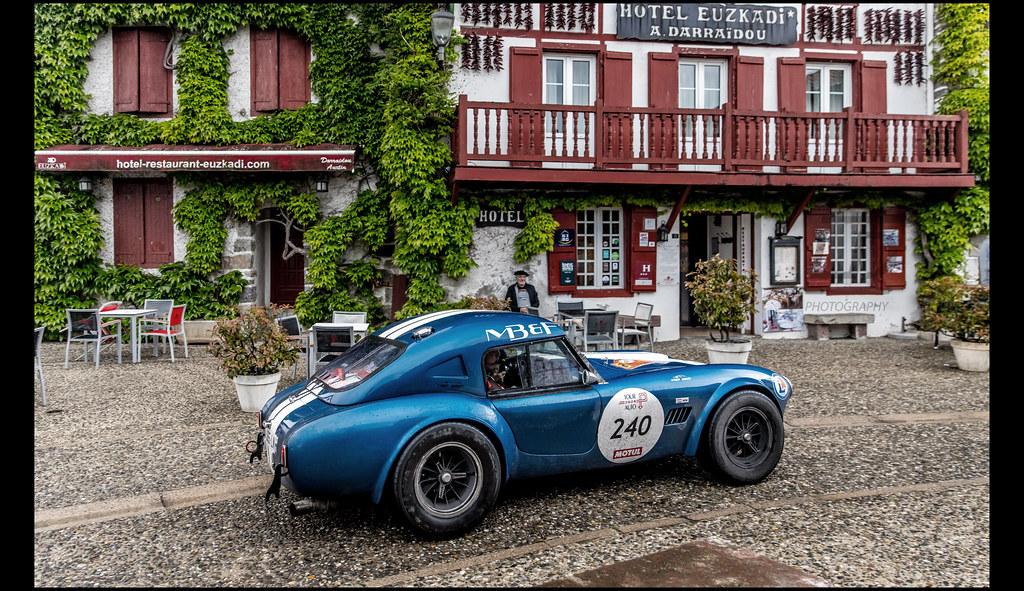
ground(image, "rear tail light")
xmin=280 ymin=444 xmax=287 ymax=468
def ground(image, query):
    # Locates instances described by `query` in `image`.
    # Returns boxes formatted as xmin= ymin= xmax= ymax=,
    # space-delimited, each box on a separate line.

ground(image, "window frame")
xmin=113 ymin=178 xmax=175 ymax=268
xmin=483 ymin=337 xmax=590 ymax=399
xmin=677 ymin=58 xmax=729 ymax=110
xmin=576 ymin=207 xmax=624 ymax=289
xmin=805 ymin=62 xmax=852 ymax=113
xmin=830 ymin=208 xmax=872 ymax=287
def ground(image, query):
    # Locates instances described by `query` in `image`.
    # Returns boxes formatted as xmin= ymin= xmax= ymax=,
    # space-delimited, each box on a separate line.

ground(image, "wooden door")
xmin=269 ymin=221 xmax=305 ymax=305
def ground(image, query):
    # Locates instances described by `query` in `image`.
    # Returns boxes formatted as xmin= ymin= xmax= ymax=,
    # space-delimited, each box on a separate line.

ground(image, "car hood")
xmin=585 ymin=351 xmax=704 ymax=381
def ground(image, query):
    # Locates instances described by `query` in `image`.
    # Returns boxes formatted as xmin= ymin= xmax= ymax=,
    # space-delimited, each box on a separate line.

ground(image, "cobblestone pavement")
xmin=34 ymin=337 xmax=989 ymax=586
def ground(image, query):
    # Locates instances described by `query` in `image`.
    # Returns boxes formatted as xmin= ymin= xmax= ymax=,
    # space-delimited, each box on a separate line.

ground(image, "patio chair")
xmin=276 ymin=315 xmax=307 ymax=379
xmin=98 ymin=300 xmax=122 ymax=312
xmin=310 ymin=325 xmax=354 ymax=377
xmin=63 ymin=308 xmax=122 ymax=369
xmin=556 ymin=301 xmax=585 ymax=318
xmin=35 ymin=327 xmax=46 ymax=406
xmin=332 ymin=311 xmax=367 ymax=324
xmin=618 ymin=302 xmax=655 ymax=351
xmin=140 ymin=299 xmax=174 ymax=351
xmin=140 ymin=304 xmax=188 ymax=362
xmin=581 ymin=310 xmax=618 ymax=352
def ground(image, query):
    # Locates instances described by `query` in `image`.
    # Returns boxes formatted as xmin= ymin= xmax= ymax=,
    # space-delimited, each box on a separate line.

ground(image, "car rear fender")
xmin=683 ymin=377 xmax=777 ymax=456
xmin=370 ymin=394 xmax=519 ymax=504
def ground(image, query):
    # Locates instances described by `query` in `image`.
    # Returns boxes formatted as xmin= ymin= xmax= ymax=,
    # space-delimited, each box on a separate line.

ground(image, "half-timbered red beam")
xmin=785 ymin=188 xmax=817 ymax=233
xmin=664 ymin=186 xmax=692 ymax=236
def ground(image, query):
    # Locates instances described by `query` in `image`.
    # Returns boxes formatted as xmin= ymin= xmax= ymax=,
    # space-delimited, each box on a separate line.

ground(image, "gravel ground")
xmin=34 ymin=336 xmax=989 ymax=586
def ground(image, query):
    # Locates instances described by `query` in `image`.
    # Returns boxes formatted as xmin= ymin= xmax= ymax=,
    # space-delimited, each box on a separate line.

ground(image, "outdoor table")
xmin=98 ymin=308 xmax=156 ymax=364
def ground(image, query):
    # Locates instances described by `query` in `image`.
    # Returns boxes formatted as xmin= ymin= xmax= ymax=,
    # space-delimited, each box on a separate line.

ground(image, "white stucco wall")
xmin=757 ymin=213 xmax=923 ymax=339
xmin=224 ymin=29 xmax=251 ymax=121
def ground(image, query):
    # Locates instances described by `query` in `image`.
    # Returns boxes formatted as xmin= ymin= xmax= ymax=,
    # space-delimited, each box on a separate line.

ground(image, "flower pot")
xmin=705 ymin=339 xmax=753 ymax=364
xmin=233 ymin=372 xmax=282 ymax=412
xmin=184 ymin=320 xmax=217 ymax=344
xmin=950 ymin=339 xmax=989 ymax=372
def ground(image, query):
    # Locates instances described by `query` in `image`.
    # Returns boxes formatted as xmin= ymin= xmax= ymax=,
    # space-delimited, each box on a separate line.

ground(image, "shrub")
xmin=918 ymin=276 xmax=989 ymax=343
xmin=685 ymin=254 xmax=758 ymax=343
xmin=209 ymin=306 xmax=299 ymax=379
xmin=448 ymin=295 xmax=511 ymax=311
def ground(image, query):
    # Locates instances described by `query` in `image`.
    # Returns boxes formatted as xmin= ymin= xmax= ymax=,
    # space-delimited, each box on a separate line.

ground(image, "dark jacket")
xmin=505 ymin=283 xmax=539 ymax=309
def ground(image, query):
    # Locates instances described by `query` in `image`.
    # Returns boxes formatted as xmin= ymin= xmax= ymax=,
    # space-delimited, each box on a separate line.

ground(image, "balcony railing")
xmin=455 ymin=95 xmax=969 ymax=174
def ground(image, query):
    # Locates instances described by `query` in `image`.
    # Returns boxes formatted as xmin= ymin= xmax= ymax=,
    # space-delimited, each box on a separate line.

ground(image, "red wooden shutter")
xmin=880 ymin=206 xmax=905 ymax=289
xmin=629 ymin=207 xmax=658 ymax=292
xmin=278 ymin=30 xmax=310 ymax=110
xmin=777 ymin=57 xmax=806 ymax=113
xmin=804 ymin=205 xmax=832 ymax=290
xmin=602 ymin=51 xmax=633 ymax=168
xmin=547 ymin=209 xmax=577 ymax=294
xmin=735 ymin=56 xmax=764 ymax=172
xmin=251 ymin=28 xmax=280 ymax=113
xmin=510 ymin=47 xmax=543 ymax=166
xmin=113 ymin=29 xmax=140 ymax=113
xmin=143 ymin=180 xmax=174 ymax=266
xmin=647 ymin=52 xmax=678 ymax=170
xmin=138 ymin=29 xmax=171 ymax=115
xmin=113 ymin=181 xmax=145 ymax=266
xmin=860 ymin=60 xmax=888 ymax=113
xmin=860 ymin=60 xmax=889 ymax=172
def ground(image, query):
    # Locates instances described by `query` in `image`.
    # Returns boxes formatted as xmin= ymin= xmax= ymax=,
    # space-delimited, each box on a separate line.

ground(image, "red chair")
xmin=140 ymin=304 xmax=189 ymax=362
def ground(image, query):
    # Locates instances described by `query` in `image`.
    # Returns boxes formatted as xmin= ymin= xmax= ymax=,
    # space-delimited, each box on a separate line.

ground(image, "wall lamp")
xmin=77 ymin=177 xmax=93 ymax=192
xmin=315 ymin=179 xmax=329 ymax=193
xmin=775 ymin=220 xmax=789 ymax=236
xmin=430 ymin=6 xmax=455 ymax=63
xmin=656 ymin=223 xmax=669 ymax=243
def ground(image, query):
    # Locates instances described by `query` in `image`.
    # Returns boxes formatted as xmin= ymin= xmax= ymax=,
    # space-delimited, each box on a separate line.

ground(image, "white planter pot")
xmin=233 ymin=372 xmax=283 ymax=412
xmin=184 ymin=320 xmax=217 ymax=344
xmin=705 ymin=339 xmax=753 ymax=364
xmin=950 ymin=340 xmax=989 ymax=372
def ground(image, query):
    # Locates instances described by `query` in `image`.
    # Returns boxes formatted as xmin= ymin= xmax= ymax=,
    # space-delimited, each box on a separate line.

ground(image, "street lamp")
xmin=430 ymin=6 xmax=455 ymax=63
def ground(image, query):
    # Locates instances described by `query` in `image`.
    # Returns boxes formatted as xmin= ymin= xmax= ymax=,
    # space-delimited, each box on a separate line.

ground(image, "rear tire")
xmin=392 ymin=422 xmax=501 ymax=536
xmin=700 ymin=390 xmax=784 ymax=485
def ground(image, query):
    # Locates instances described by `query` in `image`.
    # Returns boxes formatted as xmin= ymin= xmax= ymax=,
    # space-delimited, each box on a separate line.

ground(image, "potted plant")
xmin=685 ymin=254 xmax=759 ymax=364
xmin=210 ymin=306 xmax=299 ymax=412
xmin=919 ymin=276 xmax=989 ymax=372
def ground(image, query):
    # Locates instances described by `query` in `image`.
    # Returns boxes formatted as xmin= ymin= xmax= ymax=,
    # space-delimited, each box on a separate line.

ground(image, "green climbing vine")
xmin=916 ymin=3 xmax=989 ymax=280
xmin=34 ymin=4 xmax=464 ymax=336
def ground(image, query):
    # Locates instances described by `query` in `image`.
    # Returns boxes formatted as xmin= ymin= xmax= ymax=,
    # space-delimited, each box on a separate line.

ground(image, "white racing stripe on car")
xmin=380 ymin=308 xmax=481 ymax=339
xmin=264 ymin=391 xmax=317 ymax=461
xmin=377 ymin=309 xmax=456 ymax=339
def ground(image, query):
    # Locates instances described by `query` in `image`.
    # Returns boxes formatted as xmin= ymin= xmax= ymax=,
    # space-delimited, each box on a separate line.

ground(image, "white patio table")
xmin=98 ymin=308 xmax=156 ymax=364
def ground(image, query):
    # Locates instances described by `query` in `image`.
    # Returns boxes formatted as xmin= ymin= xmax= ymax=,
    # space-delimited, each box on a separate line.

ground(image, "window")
xmin=312 ymin=337 xmax=403 ymax=394
xmin=484 ymin=339 xmax=585 ymax=394
xmin=543 ymin=54 xmax=596 ymax=135
xmin=113 ymin=28 xmax=173 ymax=116
xmin=576 ymin=208 xmax=623 ymax=288
xmin=113 ymin=179 xmax=174 ymax=268
xmin=678 ymin=60 xmax=727 ymax=109
xmin=805 ymin=64 xmax=851 ymax=113
xmin=251 ymin=28 xmax=311 ymax=114
xmin=830 ymin=209 xmax=870 ymax=286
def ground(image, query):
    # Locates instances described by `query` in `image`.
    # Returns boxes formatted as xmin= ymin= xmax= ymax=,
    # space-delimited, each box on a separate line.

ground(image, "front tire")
xmin=392 ymin=422 xmax=501 ymax=536
xmin=700 ymin=390 xmax=784 ymax=485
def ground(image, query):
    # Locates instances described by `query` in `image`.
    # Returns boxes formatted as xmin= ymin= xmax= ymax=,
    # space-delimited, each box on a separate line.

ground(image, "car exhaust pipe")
xmin=287 ymin=498 xmax=336 ymax=517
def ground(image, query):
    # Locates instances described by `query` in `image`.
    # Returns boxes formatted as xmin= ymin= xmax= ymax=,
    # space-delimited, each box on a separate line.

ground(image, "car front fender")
xmin=682 ymin=376 xmax=779 ymax=456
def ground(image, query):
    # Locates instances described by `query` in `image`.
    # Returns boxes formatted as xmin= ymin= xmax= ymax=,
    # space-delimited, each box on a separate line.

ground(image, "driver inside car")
xmin=484 ymin=350 xmax=505 ymax=392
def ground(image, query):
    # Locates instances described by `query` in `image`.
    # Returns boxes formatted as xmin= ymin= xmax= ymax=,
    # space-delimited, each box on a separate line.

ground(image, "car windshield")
xmin=311 ymin=336 xmax=403 ymax=392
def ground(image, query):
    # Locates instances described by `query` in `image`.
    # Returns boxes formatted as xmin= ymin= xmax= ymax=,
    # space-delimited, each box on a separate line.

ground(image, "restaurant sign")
xmin=616 ymin=3 xmax=798 ymax=45
xmin=34 ymin=145 xmax=355 ymax=173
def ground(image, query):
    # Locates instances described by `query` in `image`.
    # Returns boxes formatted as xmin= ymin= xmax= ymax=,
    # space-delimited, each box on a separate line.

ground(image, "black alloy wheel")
xmin=393 ymin=422 xmax=502 ymax=536
xmin=699 ymin=390 xmax=785 ymax=485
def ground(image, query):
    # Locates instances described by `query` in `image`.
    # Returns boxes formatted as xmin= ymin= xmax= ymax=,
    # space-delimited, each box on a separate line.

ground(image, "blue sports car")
xmin=250 ymin=310 xmax=792 ymax=535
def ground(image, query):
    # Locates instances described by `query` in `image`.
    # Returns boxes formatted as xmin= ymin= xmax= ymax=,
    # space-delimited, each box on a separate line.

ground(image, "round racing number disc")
xmin=597 ymin=388 xmax=664 ymax=463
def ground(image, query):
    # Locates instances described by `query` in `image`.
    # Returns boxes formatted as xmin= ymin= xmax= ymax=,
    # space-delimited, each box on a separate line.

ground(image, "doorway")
xmin=267 ymin=212 xmax=305 ymax=306
xmin=680 ymin=214 xmax=742 ymax=328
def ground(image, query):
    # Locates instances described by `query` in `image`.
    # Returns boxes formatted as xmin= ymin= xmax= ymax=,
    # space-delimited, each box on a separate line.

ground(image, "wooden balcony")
xmin=453 ymin=95 xmax=974 ymax=189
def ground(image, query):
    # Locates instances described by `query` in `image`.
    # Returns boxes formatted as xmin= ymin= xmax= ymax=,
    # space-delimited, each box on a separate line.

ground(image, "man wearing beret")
xmin=504 ymin=270 xmax=540 ymax=313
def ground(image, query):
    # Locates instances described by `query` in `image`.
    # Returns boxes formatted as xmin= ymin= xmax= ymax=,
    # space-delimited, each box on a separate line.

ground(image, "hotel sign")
xmin=34 ymin=146 xmax=355 ymax=173
xmin=616 ymin=3 xmax=798 ymax=45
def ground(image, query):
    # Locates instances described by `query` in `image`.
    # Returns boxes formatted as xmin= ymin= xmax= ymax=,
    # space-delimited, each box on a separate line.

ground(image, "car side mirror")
xmin=579 ymin=369 xmax=589 ymax=385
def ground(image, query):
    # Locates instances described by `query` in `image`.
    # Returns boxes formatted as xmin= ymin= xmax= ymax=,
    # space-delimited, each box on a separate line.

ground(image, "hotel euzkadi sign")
xmin=616 ymin=3 xmax=798 ymax=45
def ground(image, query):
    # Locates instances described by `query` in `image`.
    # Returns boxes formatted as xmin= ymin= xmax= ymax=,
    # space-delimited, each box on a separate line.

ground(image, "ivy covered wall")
xmin=34 ymin=3 xmax=469 ymax=336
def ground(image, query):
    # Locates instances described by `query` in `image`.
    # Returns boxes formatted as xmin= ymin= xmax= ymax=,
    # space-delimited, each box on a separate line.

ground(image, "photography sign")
xmin=616 ymin=3 xmax=798 ymax=45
